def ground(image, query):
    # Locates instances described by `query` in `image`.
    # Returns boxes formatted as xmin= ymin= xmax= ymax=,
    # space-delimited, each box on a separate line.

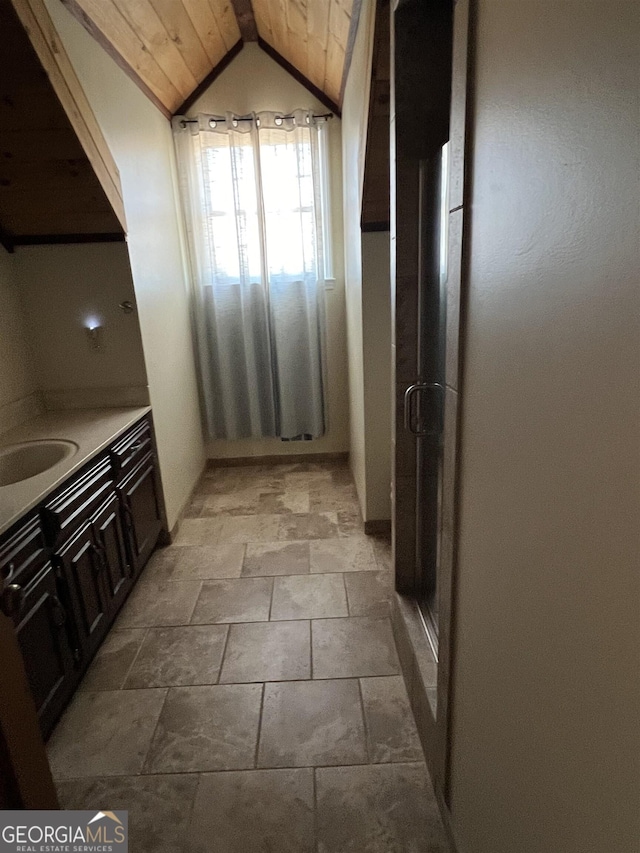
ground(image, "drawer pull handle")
xmin=2 ymin=561 xmax=16 ymax=582
xmin=1 ymin=583 xmax=24 ymax=618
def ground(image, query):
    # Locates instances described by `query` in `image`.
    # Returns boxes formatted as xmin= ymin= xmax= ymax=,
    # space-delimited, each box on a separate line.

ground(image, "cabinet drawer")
xmin=41 ymin=456 xmax=114 ymax=547
xmin=0 ymin=515 xmax=48 ymax=589
xmin=110 ymin=418 xmax=152 ymax=481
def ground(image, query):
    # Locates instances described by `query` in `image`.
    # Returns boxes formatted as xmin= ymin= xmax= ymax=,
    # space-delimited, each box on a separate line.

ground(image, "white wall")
xmin=45 ymin=0 xmax=205 ymax=530
xmin=342 ymin=0 xmax=374 ymax=510
xmin=189 ymin=44 xmax=349 ymax=460
xmin=342 ymin=0 xmax=392 ymax=521
xmin=15 ymin=243 xmax=147 ymax=397
xmin=0 ymin=250 xmax=37 ymax=430
xmin=450 ymin=2 xmax=640 ymax=851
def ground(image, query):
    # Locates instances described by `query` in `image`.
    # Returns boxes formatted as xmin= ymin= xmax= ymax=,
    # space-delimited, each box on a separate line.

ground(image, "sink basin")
xmin=0 ymin=440 xmax=79 ymax=487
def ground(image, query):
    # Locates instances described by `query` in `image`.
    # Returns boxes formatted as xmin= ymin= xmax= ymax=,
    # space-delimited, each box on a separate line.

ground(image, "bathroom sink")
xmin=0 ymin=440 xmax=79 ymax=487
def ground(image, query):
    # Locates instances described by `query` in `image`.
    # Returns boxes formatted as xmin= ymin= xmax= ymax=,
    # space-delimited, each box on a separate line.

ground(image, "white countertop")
xmin=0 ymin=407 xmax=151 ymax=538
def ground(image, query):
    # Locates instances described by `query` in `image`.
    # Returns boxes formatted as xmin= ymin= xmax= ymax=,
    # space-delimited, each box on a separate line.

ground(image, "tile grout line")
xmin=118 ymin=626 xmax=150 ymax=690
xmin=98 ymin=671 xmax=407 ymax=692
xmin=267 ymin=575 xmax=275 ymax=621
xmin=342 ymin=571 xmax=351 ymax=616
xmin=357 ymin=677 xmax=372 ymax=764
xmin=187 ymin=581 xmax=204 ymax=626
xmin=312 ymin=766 xmax=319 ymax=853
xmin=216 ymin=624 xmax=232 ymax=685
xmin=131 ymin=564 xmax=384 ymax=580
xmin=309 ymin=619 xmax=314 ymax=679
xmin=55 ymin=759 xmax=431 ymax=785
xmin=254 ymin=682 xmax=266 ymax=769
xmin=138 ymin=685 xmax=171 ymax=777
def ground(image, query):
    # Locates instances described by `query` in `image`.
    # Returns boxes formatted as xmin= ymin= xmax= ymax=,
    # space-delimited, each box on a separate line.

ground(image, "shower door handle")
xmin=404 ymin=382 xmax=444 ymax=437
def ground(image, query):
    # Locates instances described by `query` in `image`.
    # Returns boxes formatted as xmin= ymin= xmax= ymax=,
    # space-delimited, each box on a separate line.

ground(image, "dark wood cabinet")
xmin=118 ymin=453 xmax=163 ymax=578
xmin=54 ymin=522 xmax=108 ymax=662
xmin=12 ymin=564 xmax=75 ymax=736
xmin=92 ymin=493 xmax=132 ymax=615
xmin=0 ymin=414 xmax=166 ymax=738
xmin=0 ymin=517 xmax=76 ymax=733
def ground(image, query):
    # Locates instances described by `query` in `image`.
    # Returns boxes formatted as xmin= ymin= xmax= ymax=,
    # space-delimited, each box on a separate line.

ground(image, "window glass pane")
xmin=202 ymin=138 xmax=262 ymax=285
xmin=260 ymin=130 xmax=318 ymax=283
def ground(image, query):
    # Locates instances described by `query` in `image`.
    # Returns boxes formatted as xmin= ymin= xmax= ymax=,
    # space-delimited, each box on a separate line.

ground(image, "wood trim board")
xmin=257 ymin=36 xmax=341 ymax=116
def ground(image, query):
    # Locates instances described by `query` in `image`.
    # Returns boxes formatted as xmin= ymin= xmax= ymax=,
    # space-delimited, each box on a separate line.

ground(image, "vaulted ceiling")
xmin=60 ymin=0 xmax=362 ymax=117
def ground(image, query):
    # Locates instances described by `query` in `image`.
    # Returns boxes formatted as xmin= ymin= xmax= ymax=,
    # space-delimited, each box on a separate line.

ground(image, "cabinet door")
xmin=92 ymin=493 xmax=131 ymax=617
xmin=11 ymin=564 xmax=75 ymax=737
xmin=120 ymin=453 xmax=162 ymax=577
xmin=55 ymin=523 xmax=108 ymax=660
xmin=0 ymin=610 xmax=58 ymax=806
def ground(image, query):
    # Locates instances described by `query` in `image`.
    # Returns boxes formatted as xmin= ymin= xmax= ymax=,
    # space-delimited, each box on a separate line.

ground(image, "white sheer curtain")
xmin=173 ymin=109 xmax=327 ymax=441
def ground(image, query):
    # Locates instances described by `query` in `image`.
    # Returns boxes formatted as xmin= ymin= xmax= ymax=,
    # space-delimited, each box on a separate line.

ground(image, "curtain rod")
xmin=177 ymin=112 xmax=333 ymax=129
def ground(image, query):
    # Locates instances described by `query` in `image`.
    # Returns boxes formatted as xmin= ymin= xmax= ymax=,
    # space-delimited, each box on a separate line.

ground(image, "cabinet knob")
xmin=1 ymin=583 xmax=24 ymax=618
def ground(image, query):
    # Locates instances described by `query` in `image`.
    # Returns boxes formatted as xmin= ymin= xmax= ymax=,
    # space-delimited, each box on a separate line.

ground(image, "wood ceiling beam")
xmin=258 ymin=36 xmax=341 ymax=116
xmin=230 ymin=0 xmax=258 ymax=41
xmin=174 ymin=38 xmax=243 ymax=115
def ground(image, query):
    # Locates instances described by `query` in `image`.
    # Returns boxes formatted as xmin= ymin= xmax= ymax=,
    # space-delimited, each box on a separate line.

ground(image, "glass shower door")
xmin=408 ymin=144 xmax=449 ymax=646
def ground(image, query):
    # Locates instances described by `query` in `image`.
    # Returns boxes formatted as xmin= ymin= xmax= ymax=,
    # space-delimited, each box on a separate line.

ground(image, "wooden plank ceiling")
xmin=0 ymin=0 xmax=124 ymax=247
xmin=60 ymin=0 xmax=361 ymax=116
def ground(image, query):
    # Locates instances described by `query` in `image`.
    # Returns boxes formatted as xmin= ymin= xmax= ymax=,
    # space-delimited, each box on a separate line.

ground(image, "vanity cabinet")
xmin=0 ymin=414 xmax=165 ymax=738
xmin=111 ymin=420 xmax=163 ymax=578
xmin=119 ymin=455 xmax=163 ymax=577
xmin=53 ymin=491 xmax=131 ymax=662
xmin=0 ymin=517 xmax=75 ymax=736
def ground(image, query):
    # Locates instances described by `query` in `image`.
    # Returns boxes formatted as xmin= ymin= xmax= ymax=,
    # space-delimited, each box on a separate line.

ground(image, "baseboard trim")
xmin=207 ymin=452 xmax=349 ymax=468
xmin=364 ymin=519 xmax=391 ymax=536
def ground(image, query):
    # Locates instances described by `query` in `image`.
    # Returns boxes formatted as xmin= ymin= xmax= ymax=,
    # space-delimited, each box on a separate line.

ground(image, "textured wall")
xmin=16 ymin=243 xmax=146 ymax=395
xmin=450 ymin=2 xmax=640 ymax=851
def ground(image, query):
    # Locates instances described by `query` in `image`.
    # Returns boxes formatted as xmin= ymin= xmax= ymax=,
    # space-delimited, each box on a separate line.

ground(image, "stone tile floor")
xmin=50 ymin=460 xmax=448 ymax=852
